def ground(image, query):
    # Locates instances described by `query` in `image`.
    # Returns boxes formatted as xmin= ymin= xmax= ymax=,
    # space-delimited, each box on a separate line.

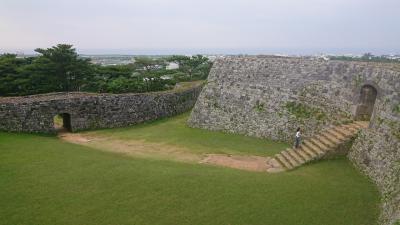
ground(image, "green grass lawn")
xmin=89 ymin=113 xmax=289 ymax=157
xmin=0 ymin=131 xmax=380 ymax=225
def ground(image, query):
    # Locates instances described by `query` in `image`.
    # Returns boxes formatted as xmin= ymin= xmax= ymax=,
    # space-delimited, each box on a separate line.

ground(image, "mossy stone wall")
xmin=0 ymin=82 xmax=202 ymax=133
xmin=189 ymin=56 xmax=400 ymax=224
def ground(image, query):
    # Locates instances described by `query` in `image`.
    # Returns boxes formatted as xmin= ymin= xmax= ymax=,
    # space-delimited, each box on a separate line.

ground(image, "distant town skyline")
xmin=1 ymin=0 xmax=400 ymax=55
xmin=3 ymin=48 xmax=400 ymax=56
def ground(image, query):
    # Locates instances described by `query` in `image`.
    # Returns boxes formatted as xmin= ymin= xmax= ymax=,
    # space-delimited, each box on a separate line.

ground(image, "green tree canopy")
xmin=167 ymin=54 xmax=211 ymax=79
xmin=0 ymin=44 xmax=211 ymax=96
xmin=133 ymin=56 xmax=166 ymax=74
xmin=33 ymin=44 xmax=93 ymax=91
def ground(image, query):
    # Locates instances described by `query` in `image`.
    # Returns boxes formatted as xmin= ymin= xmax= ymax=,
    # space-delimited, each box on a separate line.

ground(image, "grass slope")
xmin=0 ymin=132 xmax=380 ymax=225
xmin=89 ymin=113 xmax=289 ymax=157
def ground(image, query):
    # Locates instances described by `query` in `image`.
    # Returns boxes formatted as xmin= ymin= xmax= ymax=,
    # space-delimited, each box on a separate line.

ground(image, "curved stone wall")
xmin=0 ymin=82 xmax=203 ymax=133
xmin=188 ymin=56 xmax=399 ymax=224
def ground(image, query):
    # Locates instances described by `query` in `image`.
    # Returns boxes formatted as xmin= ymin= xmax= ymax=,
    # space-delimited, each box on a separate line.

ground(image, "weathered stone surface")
xmin=189 ymin=56 xmax=400 ymax=224
xmin=0 ymin=82 xmax=203 ymax=133
xmin=350 ymin=118 xmax=400 ymax=225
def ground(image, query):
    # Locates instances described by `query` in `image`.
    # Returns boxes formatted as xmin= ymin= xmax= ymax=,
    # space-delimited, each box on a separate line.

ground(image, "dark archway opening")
xmin=54 ymin=113 xmax=72 ymax=132
xmin=355 ymin=85 xmax=377 ymax=121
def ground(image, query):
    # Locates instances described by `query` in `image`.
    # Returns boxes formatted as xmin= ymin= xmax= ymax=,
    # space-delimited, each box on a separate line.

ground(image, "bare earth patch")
xmin=58 ymin=132 xmax=201 ymax=162
xmin=59 ymin=132 xmax=92 ymax=143
xmin=201 ymin=154 xmax=271 ymax=172
xmin=201 ymin=154 xmax=284 ymax=172
xmin=58 ymin=132 xmax=285 ymax=173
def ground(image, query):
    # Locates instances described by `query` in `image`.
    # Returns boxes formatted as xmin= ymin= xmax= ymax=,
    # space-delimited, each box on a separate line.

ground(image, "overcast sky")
xmin=1 ymin=0 xmax=399 ymax=55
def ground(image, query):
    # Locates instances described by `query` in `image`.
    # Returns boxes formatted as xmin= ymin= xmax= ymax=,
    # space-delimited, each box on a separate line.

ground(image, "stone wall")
xmin=188 ymin=56 xmax=400 ymax=224
xmin=349 ymin=96 xmax=400 ymax=224
xmin=0 ymin=82 xmax=202 ymax=133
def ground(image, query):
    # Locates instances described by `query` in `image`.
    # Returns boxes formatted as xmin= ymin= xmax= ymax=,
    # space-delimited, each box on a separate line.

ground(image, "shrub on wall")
xmin=253 ymin=101 xmax=265 ymax=112
xmin=393 ymin=104 xmax=400 ymax=114
xmin=284 ymin=101 xmax=326 ymax=120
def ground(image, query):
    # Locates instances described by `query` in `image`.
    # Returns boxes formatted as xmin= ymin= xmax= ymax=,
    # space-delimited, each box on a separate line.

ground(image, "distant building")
xmin=160 ymin=75 xmax=173 ymax=80
xmin=166 ymin=62 xmax=179 ymax=70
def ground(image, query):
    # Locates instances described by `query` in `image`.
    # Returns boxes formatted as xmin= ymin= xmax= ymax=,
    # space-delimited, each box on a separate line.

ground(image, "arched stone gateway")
xmin=189 ymin=56 xmax=400 ymax=224
xmin=355 ymin=84 xmax=377 ymax=121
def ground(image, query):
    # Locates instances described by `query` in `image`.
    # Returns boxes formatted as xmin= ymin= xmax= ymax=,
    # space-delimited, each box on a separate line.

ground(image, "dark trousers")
xmin=295 ymin=137 xmax=301 ymax=148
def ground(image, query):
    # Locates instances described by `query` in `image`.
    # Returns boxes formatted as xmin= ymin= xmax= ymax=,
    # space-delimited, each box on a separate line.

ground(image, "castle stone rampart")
xmin=188 ymin=56 xmax=399 ymax=224
xmin=0 ymin=82 xmax=202 ymax=133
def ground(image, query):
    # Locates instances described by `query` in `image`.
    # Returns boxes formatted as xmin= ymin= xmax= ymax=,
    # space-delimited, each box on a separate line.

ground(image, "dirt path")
xmin=201 ymin=154 xmax=269 ymax=172
xmin=58 ymin=132 xmax=201 ymax=162
xmin=58 ymin=132 xmax=284 ymax=173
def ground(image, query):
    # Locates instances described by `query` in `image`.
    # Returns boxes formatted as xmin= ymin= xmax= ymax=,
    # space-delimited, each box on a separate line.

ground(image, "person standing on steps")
xmin=295 ymin=127 xmax=301 ymax=148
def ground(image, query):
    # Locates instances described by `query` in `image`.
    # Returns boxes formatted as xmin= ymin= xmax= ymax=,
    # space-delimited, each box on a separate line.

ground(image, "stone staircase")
xmin=273 ymin=121 xmax=369 ymax=171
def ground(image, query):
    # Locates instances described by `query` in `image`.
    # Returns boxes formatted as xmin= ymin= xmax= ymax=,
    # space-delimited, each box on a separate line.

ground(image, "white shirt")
xmin=296 ymin=131 xmax=301 ymax=138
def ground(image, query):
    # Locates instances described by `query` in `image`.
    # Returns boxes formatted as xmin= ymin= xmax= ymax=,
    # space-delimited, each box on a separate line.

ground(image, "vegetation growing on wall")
xmin=393 ymin=104 xmax=400 ymax=114
xmin=253 ymin=101 xmax=265 ymax=112
xmin=0 ymin=44 xmax=212 ymax=96
xmin=375 ymin=116 xmax=400 ymax=140
xmin=284 ymin=101 xmax=326 ymax=120
xmin=298 ymin=83 xmax=319 ymax=97
xmin=389 ymin=121 xmax=400 ymax=140
xmin=352 ymin=74 xmax=364 ymax=88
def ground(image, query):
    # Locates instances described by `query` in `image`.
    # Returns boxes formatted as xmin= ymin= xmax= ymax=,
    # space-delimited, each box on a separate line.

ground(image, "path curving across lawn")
xmin=58 ymin=113 xmax=289 ymax=171
xmin=86 ymin=112 xmax=289 ymax=157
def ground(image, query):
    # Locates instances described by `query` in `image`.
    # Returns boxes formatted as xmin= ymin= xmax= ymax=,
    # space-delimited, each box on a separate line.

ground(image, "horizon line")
xmin=1 ymin=47 xmax=400 ymax=56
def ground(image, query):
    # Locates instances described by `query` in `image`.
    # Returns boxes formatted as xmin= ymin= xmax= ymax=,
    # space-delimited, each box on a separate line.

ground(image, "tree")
xmin=0 ymin=54 xmax=30 ymax=96
xmin=1 ymin=45 xmax=209 ymax=96
xmin=167 ymin=55 xmax=211 ymax=80
xmin=133 ymin=56 xmax=166 ymax=74
xmin=34 ymin=44 xmax=92 ymax=91
xmin=361 ymin=53 xmax=373 ymax=61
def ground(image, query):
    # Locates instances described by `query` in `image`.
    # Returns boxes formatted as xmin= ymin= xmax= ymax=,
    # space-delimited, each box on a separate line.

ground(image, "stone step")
xmin=316 ymin=135 xmax=336 ymax=148
xmin=326 ymin=129 xmax=347 ymax=141
xmin=321 ymin=132 xmax=342 ymax=145
xmin=339 ymin=126 xmax=358 ymax=136
xmin=342 ymin=125 xmax=358 ymax=133
xmin=322 ymin=132 xmax=343 ymax=145
xmin=267 ymin=159 xmax=286 ymax=173
xmin=270 ymin=121 xmax=368 ymax=173
xmin=354 ymin=121 xmax=369 ymax=128
xmin=300 ymin=145 xmax=318 ymax=158
xmin=275 ymin=154 xmax=293 ymax=170
xmin=307 ymin=139 xmax=329 ymax=152
xmin=296 ymin=148 xmax=312 ymax=162
xmin=350 ymin=122 xmax=363 ymax=128
xmin=287 ymin=149 xmax=306 ymax=164
xmin=281 ymin=151 xmax=299 ymax=168
xmin=333 ymin=126 xmax=353 ymax=137
xmin=349 ymin=123 xmax=364 ymax=130
xmin=268 ymin=158 xmax=283 ymax=168
xmin=333 ymin=127 xmax=353 ymax=139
